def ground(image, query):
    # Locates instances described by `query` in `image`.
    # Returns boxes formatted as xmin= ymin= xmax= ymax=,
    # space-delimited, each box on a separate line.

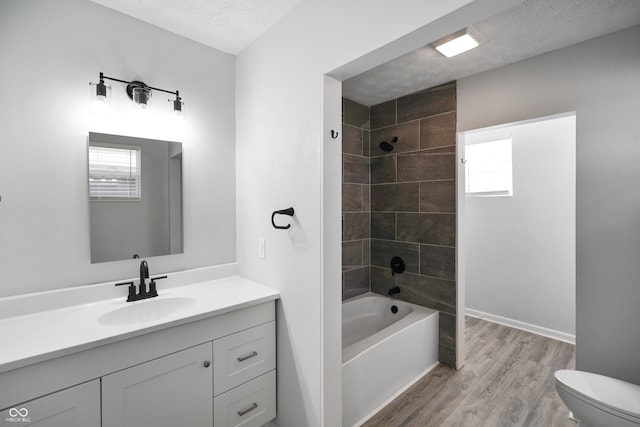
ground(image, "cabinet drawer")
xmin=213 ymin=370 xmax=276 ymax=427
xmin=0 ymin=380 xmax=100 ymax=427
xmin=213 ymin=321 xmax=275 ymax=395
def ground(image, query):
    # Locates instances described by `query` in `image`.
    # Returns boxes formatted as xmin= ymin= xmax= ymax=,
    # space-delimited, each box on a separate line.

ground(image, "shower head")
xmin=380 ymin=141 xmax=394 ymax=152
xmin=379 ymin=136 xmax=398 ymax=153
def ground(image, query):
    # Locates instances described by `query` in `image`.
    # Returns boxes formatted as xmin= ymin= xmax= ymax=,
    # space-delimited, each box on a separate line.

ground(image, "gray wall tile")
xmin=371 ymin=212 xmax=396 ymax=240
xmin=343 ymin=98 xmax=370 ymax=129
xmin=344 ymin=267 xmax=370 ymax=300
xmin=370 ymin=99 xmax=396 ymax=130
xmin=420 ymin=111 xmax=456 ymax=150
xmin=439 ymin=312 xmax=456 ymax=349
xmin=420 ymin=245 xmax=455 ymax=280
xmin=343 ymin=154 xmax=369 ymax=184
xmin=370 ymin=265 xmax=396 ymax=295
xmin=343 ymin=212 xmax=370 ymax=241
xmin=397 ymin=213 xmax=456 ymax=246
xmin=342 ymin=97 xmax=371 ymax=302
xmin=363 ymin=239 xmax=371 ymax=266
xmin=371 ymin=155 xmax=396 ymax=184
xmin=371 ymin=239 xmax=419 ymax=273
xmin=370 ymin=121 xmax=420 ymax=156
xmin=363 ymin=185 xmax=370 ymax=211
xmin=395 ymin=272 xmax=456 ymax=314
xmin=363 ymin=130 xmax=370 ymax=157
xmin=397 ymin=82 xmax=456 ymax=123
xmin=342 ymin=124 xmax=363 ymax=155
xmin=371 ymin=183 xmax=419 ymax=212
xmin=439 ymin=344 xmax=456 ymax=368
xmin=420 ymin=180 xmax=456 ymax=213
xmin=397 ymin=153 xmax=455 ymax=182
xmin=424 ymin=145 xmax=456 ymax=154
xmin=342 ymin=183 xmax=363 ymax=212
xmin=343 ymin=240 xmax=363 ymax=270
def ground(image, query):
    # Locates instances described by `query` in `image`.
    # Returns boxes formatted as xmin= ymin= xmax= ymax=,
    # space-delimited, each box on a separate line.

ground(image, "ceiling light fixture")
xmin=91 ymin=72 xmax=183 ymax=114
xmin=431 ymin=27 xmax=485 ymax=58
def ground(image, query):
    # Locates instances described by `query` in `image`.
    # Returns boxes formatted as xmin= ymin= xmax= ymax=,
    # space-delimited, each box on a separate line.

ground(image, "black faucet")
xmin=115 ymin=260 xmax=167 ymax=302
xmin=139 ymin=260 xmax=149 ymax=296
xmin=388 ymin=286 xmax=401 ymax=297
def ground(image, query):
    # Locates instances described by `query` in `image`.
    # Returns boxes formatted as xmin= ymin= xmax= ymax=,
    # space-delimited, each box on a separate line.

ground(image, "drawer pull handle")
xmin=237 ymin=402 xmax=258 ymax=417
xmin=237 ymin=351 xmax=258 ymax=362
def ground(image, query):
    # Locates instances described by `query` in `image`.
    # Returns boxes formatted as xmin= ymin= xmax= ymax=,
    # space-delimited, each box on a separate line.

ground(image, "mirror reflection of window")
xmin=89 ymin=144 xmax=141 ymax=201
xmin=88 ymin=133 xmax=183 ymax=263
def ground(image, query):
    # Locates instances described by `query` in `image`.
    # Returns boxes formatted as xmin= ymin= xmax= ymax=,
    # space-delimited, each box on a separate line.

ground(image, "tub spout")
xmin=388 ymin=286 xmax=400 ymax=297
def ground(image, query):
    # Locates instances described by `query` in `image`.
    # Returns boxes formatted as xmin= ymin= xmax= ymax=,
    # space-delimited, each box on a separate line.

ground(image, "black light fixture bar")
xmin=99 ymin=72 xmax=179 ymax=97
xmin=96 ymin=72 xmax=182 ymax=112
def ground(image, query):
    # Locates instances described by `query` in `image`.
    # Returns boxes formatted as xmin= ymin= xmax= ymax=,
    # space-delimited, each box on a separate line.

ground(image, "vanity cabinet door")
xmin=102 ymin=343 xmax=213 ymax=427
xmin=0 ymin=380 xmax=100 ymax=427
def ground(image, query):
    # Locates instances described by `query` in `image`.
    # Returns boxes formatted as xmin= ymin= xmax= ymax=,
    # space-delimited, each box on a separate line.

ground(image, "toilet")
xmin=555 ymin=369 xmax=640 ymax=427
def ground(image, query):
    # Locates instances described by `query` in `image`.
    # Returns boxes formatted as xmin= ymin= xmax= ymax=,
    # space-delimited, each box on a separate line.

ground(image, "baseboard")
xmin=465 ymin=308 xmax=575 ymax=345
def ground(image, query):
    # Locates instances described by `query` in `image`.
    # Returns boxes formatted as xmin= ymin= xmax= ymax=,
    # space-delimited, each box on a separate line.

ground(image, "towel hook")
xmin=272 ymin=207 xmax=295 ymax=229
xmin=331 ymin=130 xmax=339 ymax=139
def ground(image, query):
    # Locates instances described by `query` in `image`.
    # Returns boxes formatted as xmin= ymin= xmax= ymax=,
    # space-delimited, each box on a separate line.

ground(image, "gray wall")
xmin=458 ymin=26 xmax=640 ymax=384
xmin=464 ymin=114 xmax=576 ymax=337
xmin=0 ymin=0 xmax=236 ymax=297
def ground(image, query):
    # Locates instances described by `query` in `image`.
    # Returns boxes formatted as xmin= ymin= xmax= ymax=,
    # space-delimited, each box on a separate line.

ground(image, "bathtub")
xmin=342 ymin=293 xmax=439 ymax=427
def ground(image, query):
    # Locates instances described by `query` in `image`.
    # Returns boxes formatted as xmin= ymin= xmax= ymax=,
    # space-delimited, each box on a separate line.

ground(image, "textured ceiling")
xmin=343 ymin=0 xmax=640 ymax=106
xmin=88 ymin=0 xmax=303 ymax=54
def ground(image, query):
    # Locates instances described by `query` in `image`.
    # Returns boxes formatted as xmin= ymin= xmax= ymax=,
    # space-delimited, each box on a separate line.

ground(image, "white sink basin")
xmin=98 ymin=297 xmax=196 ymax=326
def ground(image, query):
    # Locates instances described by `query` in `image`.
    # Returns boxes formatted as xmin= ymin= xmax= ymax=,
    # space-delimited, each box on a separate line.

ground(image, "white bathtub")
xmin=342 ymin=293 xmax=439 ymax=427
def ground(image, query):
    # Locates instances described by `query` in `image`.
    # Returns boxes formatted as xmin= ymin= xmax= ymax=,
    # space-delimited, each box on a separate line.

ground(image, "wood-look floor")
xmin=364 ymin=316 xmax=576 ymax=427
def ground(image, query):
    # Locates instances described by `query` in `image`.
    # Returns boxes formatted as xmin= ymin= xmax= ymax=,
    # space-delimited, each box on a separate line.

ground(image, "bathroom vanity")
xmin=0 ymin=267 xmax=278 ymax=427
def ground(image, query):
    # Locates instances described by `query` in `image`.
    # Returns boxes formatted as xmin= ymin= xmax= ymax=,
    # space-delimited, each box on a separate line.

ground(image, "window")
xmin=89 ymin=144 xmax=141 ymax=200
xmin=465 ymin=137 xmax=512 ymax=196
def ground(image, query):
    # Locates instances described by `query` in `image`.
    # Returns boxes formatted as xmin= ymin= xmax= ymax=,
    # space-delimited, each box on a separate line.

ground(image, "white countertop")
xmin=0 ymin=271 xmax=279 ymax=374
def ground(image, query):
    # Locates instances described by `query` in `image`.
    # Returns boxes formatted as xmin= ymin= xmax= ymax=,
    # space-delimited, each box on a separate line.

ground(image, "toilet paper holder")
xmin=271 ymin=207 xmax=295 ymax=230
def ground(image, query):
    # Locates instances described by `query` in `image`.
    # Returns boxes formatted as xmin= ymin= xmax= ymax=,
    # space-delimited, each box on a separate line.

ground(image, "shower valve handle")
xmin=390 ymin=256 xmax=406 ymax=275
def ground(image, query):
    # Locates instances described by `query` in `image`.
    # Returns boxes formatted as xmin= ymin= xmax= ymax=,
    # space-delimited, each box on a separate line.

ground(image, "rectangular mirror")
xmin=88 ymin=132 xmax=183 ymax=263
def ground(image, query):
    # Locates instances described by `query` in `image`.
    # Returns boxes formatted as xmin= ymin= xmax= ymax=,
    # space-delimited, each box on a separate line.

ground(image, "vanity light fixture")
xmin=171 ymin=91 xmax=183 ymax=116
xmin=95 ymin=74 xmax=108 ymax=101
xmin=92 ymin=72 xmax=183 ymax=114
xmin=431 ymin=27 xmax=485 ymax=58
xmin=127 ymin=81 xmax=151 ymax=109
xmin=91 ymin=74 xmax=111 ymax=115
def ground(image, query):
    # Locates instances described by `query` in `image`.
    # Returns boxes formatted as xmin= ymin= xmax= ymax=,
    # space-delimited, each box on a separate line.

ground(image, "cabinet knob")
xmin=203 ymin=361 xmax=211 ymax=368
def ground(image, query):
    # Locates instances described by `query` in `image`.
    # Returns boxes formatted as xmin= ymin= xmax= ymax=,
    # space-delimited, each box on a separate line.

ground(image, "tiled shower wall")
xmin=342 ymin=99 xmax=371 ymax=299
xmin=342 ymin=82 xmax=458 ymax=367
